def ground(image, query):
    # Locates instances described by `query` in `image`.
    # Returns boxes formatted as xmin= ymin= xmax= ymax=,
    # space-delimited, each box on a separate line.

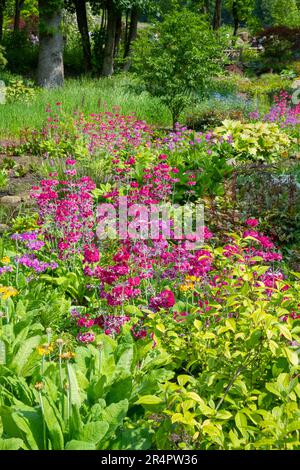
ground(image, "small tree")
xmin=132 ymin=10 xmax=223 ymax=128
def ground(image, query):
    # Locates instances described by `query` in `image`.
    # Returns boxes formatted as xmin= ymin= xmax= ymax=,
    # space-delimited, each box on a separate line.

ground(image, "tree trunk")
xmin=123 ymin=6 xmax=139 ymax=72
xmin=232 ymin=1 xmax=239 ymax=36
xmin=114 ymin=11 xmax=122 ymax=57
xmin=14 ymin=0 xmax=24 ymax=32
xmin=124 ymin=9 xmax=129 ymax=50
xmin=0 ymin=0 xmax=6 ymax=42
xmin=101 ymin=0 xmax=117 ymax=77
xmin=213 ymin=0 xmax=222 ymax=30
xmin=37 ymin=0 xmax=64 ymax=88
xmin=74 ymin=0 xmax=92 ymax=72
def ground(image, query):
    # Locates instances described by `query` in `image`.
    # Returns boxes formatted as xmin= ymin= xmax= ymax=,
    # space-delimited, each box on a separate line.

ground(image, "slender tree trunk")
xmin=74 ymin=0 xmax=92 ymax=72
xmin=213 ymin=0 xmax=222 ymax=30
xmin=232 ymin=0 xmax=239 ymax=36
xmin=101 ymin=0 xmax=117 ymax=77
xmin=123 ymin=6 xmax=139 ymax=72
xmin=124 ymin=9 xmax=129 ymax=51
xmin=14 ymin=0 xmax=24 ymax=32
xmin=0 ymin=0 xmax=6 ymax=42
xmin=37 ymin=0 xmax=64 ymax=88
xmin=114 ymin=11 xmax=122 ymax=57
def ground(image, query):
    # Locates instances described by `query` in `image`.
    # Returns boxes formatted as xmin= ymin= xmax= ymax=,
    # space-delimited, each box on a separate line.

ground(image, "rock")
xmin=19 ymin=192 xmax=31 ymax=202
xmin=0 ymin=195 xmax=22 ymax=207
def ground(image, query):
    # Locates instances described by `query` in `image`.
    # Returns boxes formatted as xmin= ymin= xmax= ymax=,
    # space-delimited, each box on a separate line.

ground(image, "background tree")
xmin=13 ymin=0 xmax=25 ymax=31
xmin=65 ymin=0 xmax=92 ymax=72
xmin=0 ymin=0 xmax=6 ymax=41
xmin=37 ymin=0 xmax=64 ymax=87
xmin=269 ymin=0 xmax=300 ymax=27
xmin=213 ymin=0 xmax=222 ymax=29
xmin=123 ymin=3 xmax=140 ymax=71
xmin=225 ymin=0 xmax=255 ymax=35
xmin=101 ymin=0 xmax=118 ymax=76
xmin=133 ymin=9 xmax=223 ymax=128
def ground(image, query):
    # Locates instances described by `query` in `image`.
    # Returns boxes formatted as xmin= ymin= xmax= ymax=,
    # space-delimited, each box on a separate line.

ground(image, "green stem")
xmin=39 ymin=391 xmax=47 ymax=450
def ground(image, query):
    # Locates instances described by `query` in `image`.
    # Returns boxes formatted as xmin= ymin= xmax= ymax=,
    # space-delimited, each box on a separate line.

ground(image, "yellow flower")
xmin=1 ymin=257 xmax=10 ymax=265
xmin=37 ymin=343 xmax=54 ymax=356
xmin=0 ymin=286 xmax=18 ymax=300
xmin=185 ymin=275 xmax=200 ymax=282
xmin=180 ymin=282 xmax=195 ymax=292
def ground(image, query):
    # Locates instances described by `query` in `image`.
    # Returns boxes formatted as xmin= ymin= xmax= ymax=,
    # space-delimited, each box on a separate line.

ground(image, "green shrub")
xmin=185 ymin=94 xmax=254 ymax=130
xmin=133 ymin=10 xmax=223 ymax=128
xmin=2 ymin=31 xmax=38 ymax=74
xmin=214 ymin=120 xmax=291 ymax=162
xmin=220 ymin=73 xmax=292 ymax=102
xmin=5 ymin=78 xmax=37 ymax=103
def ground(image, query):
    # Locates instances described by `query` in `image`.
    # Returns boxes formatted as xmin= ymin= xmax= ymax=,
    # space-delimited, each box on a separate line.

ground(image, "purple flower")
xmin=25 ymin=240 xmax=45 ymax=251
xmin=11 ymin=231 xmax=38 ymax=241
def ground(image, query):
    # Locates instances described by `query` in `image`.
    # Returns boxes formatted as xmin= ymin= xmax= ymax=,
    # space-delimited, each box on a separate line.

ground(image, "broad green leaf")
xmin=0 ymin=438 xmax=24 ymax=450
xmin=65 ymin=440 xmax=96 ymax=450
xmin=67 ymin=363 xmax=82 ymax=406
xmin=42 ymin=396 xmax=64 ymax=450
xmin=235 ymin=411 xmax=247 ymax=433
xmin=278 ymin=325 xmax=293 ymax=341
xmin=284 ymin=348 xmax=299 ymax=367
xmin=80 ymin=421 xmax=109 ymax=444
xmin=229 ymin=430 xmax=240 ymax=448
xmin=11 ymin=335 xmax=41 ymax=375
xmin=102 ymin=400 xmax=129 ymax=435
xmin=135 ymin=395 xmax=163 ymax=405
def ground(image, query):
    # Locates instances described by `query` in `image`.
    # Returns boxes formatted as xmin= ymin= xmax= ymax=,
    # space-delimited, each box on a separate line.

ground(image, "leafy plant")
xmin=214 ymin=120 xmax=291 ymax=162
xmin=132 ymin=10 xmax=224 ymax=128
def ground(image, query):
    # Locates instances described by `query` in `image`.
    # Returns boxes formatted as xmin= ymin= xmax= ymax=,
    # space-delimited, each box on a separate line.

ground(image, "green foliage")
xmin=219 ymin=73 xmax=292 ymax=102
xmin=141 ymin=237 xmax=300 ymax=449
xmin=5 ymin=78 xmax=36 ymax=103
xmin=185 ymin=95 xmax=253 ymax=130
xmin=225 ymin=0 xmax=255 ymax=25
xmin=2 ymin=31 xmax=38 ymax=74
xmin=214 ymin=120 xmax=291 ymax=162
xmin=0 ymin=313 xmax=173 ymax=449
xmin=0 ymin=46 xmax=7 ymax=70
xmin=264 ymin=0 xmax=300 ymax=27
xmin=0 ymin=169 xmax=8 ymax=190
xmin=133 ymin=10 xmax=223 ymax=127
